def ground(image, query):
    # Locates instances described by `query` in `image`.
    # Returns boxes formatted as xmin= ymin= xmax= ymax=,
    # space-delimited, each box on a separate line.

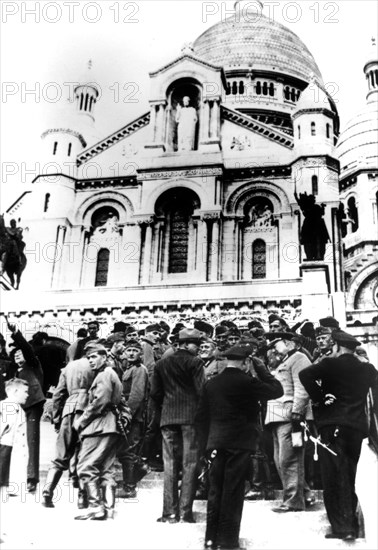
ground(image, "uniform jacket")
xmin=11 ymin=331 xmax=45 ymax=410
xmin=265 ymin=350 xmax=312 ymax=425
xmin=52 ymin=358 xmax=96 ymax=425
xmin=122 ymin=361 xmax=149 ymax=422
xmin=79 ymin=365 xmax=122 ymax=438
xmin=196 ymin=366 xmax=283 ymax=451
xmin=299 ymin=354 xmax=378 ymax=436
xmin=107 ymin=353 xmax=126 ymax=381
xmin=141 ymin=339 xmax=155 ymax=380
xmin=151 ymin=348 xmax=205 ymax=427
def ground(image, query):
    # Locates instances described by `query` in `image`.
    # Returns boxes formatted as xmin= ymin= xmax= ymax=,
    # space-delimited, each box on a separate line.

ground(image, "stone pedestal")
xmin=300 ymin=262 xmax=332 ymax=320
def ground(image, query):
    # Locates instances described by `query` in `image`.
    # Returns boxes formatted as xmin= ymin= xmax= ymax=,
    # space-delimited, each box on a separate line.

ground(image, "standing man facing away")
xmin=299 ymin=330 xmax=378 ymax=541
xmin=196 ymin=345 xmax=283 ymax=550
xmin=151 ymin=328 xmax=205 ymax=524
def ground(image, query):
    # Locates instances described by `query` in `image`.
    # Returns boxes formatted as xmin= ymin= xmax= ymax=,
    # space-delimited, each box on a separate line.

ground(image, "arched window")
xmin=326 ymin=123 xmax=331 ymax=138
xmin=95 ymin=248 xmax=110 ymax=287
xmin=374 ymin=69 xmax=378 ymax=87
xmin=312 ymin=175 xmax=318 ymax=195
xmin=252 ymin=239 xmax=266 ymax=279
xmin=284 ymin=86 xmax=290 ymax=100
xmin=347 ymin=197 xmax=359 ymax=233
xmin=79 ymin=93 xmax=84 ymax=110
xmin=269 ymin=83 xmax=274 ymax=96
xmin=226 ymin=82 xmax=231 ymax=95
xmin=311 ymin=122 xmax=316 ymax=136
xmin=256 ymin=81 xmax=261 ymax=95
xmin=68 ymin=143 xmax=72 ymax=156
xmin=239 ymin=81 xmax=244 ymax=94
xmin=262 ymin=82 xmax=268 ymax=96
xmin=53 ymin=142 xmax=58 ymax=155
xmin=44 ymin=193 xmax=50 ymax=213
xmin=232 ymin=81 xmax=238 ymax=95
xmin=298 ymin=125 xmax=301 ymax=139
xmin=290 ymin=88 xmax=296 ymax=102
xmin=84 ymin=94 xmax=89 ymax=111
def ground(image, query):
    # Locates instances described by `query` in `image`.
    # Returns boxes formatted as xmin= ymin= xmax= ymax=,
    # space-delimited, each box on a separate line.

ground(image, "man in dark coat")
xmin=196 ymin=345 xmax=283 ymax=550
xmin=41 ymin=357 xmax=96 ymax=508
xmin=151 ymin=328 xmax=205 ymax=523
xmin=75 ymin=343 xmax=122 ymax=520
xmin=7 ymin=321 xmax=45 ymax=493
xmin=299 ymin=330 xmax=378 ymax=541
xmin=73 ymin=321 xmax=100 ymax=360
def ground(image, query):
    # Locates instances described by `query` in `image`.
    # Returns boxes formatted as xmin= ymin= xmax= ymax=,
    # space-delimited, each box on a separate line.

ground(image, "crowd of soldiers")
xmin=0 ymin=313 xmax=377 ymax=549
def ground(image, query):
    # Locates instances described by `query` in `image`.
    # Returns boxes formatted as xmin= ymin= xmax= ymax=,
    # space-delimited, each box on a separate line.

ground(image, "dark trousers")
xmin=117 ymin=420 xmax=145 ymax=485
xmin=142 ymin=399 xmax=162 ymax=462
xmin=25 ymin=403 xmax=44 ymax=483
xmin=77 ymin=434 xmax=119 ymax=486
xmin=161 ymin=424 xmax=199 ymax=519
xmin=0 ymin=445 xmax=12 ymax=486
xmin=206 ymin=449 xmax=250 ymax=549
xmin=52 ymin=413 xmax=80 ymax=471
xmin=319 ymin=426 xmax=363 ymax=536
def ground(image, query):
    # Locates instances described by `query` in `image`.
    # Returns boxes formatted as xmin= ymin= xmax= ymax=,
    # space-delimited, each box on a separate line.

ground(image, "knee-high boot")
xmin=74 ymin=481 xmax=106 ymax=520
xmin=103 ymin=484 xmax=116 ymax=519
xmin=42 ymin=468 xmax=63 ymax=508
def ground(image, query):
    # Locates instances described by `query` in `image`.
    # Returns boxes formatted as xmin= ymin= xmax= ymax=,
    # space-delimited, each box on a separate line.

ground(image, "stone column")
xmin=200 ymin=99 xmax=210 ymax=142
xmin=141 ymin=218 xmax=154 ymax=285
xmin=51 ymin=224 xmax=66 ymax=288
xmin=196 ymin=218 xmax=207 ymax=281
xmin=208 ymin=214 xmax=220 ymax=281
xmin=210 ymin=99 xmax=220 ymax=139
xmin=149 ymin=103 xmax=157 ymax=141
xmin=123 ymin=223 xmax=142 ymax=285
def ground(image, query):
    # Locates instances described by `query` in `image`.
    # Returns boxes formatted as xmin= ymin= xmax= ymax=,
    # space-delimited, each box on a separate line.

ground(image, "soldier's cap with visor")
xmin=331 ymin=330 xmax=360 ymax=350
xmin=315 ymin=325 xmax=333 ymax=337
xmin=319 ymin=316 xmax=340 ymax=329
xmin=178 ymin=328 xmax=202 ymax=343
xmin=194 ymin=319 xmax=214 ymax=337
xmin=125 ymin=325 xmax=138 ymax=336
xmin=124 ymin=339 xmax=142 ymax=350
xmin=84 ymin=342 xmax=107 ymax=355
xmin=222 ymin=345 xmax=254 ymax=359
xmin=214 ymin=325 xmax=229 ymax=336
xmin=265 ymin=332 xmax=294 ymax=349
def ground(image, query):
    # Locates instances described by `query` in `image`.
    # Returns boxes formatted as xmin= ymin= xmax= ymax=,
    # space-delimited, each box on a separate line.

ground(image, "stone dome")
xmin=337 ymin=97 xmax=378 ymax=175
xmin=294 ymin=80 xmax=332 ymax=112
xmin=193 ymin=12 xmax=323 ymax=84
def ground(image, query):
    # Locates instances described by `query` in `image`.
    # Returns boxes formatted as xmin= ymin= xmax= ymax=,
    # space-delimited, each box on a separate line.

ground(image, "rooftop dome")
xmin=294 ymin=78 xmax=332 ymax=113
xmin=193 ymin=6 xmax=323 ymax=84
xmin=337 ymin=98 xmax=378 ymax=175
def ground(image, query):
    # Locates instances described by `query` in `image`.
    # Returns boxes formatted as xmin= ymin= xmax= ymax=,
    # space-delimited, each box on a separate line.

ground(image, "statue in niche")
xmin=92 ymin=211 xmax=120 ymax=239
xmin=247 ymin=201 xmax=274 ymax=228
xmin=294 ymin=189 xmax=330 ymax=261
xmin=175 ymin=96 xmax=198 ymax=152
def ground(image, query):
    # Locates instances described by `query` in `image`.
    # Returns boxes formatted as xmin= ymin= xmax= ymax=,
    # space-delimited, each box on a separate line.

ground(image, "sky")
xmin=1 ymin=0 xmax=377 ymax=210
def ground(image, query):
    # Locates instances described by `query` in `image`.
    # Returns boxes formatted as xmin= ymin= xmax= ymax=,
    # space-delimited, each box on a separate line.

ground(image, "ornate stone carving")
xmin=139 ymin=167 xmax=223 ymax=180
xmin=230 ymin=135 xmax=252 ymax=151
xmin=135 ymin=216 xmax=155 ymax=226
xmin=202 ymin=212 xmax=221 ymax=220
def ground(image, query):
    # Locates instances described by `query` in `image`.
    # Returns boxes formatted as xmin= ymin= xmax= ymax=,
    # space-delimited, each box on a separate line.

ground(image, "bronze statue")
xmin=0 ymin=215 xmax=27 ymax=289
xmin=294 ymin=190 xmax=330 ymax=261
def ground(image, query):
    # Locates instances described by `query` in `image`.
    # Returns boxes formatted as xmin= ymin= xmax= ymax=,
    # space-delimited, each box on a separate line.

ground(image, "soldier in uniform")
xmin=106 ymin=333 xmax=126 ymax=380
xmin=41 ymin=357 xmax=95 ymax=508
xmin=299 ymin=330 xmax=378 ymax=541
xmin=75 ymin=343 xmax=122 ymax=520
xmin=117 ymin=339 xmax=149 ymax=498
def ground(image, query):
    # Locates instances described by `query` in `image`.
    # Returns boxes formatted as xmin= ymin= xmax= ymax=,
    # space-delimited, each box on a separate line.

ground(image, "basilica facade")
xmin=2 ymin=1 xmax=377 ymax=344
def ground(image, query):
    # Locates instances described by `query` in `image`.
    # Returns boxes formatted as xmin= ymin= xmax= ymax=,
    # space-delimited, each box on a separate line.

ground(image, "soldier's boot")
xmin=74 ymin=481 xmax=106 ymax=520
xmin=118 ymin=463 xmax=137 ymax=498
xmin=103 ymin=484 xmax=116 ymax=519
xmin=41 ymin=468 xmax=63 ymax=508
xmin=77 ymin=481 xmax=88 ymax=509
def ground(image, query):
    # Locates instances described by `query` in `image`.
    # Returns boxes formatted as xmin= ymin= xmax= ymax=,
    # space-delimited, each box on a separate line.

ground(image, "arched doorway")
xmin=155 ymin=188 xmax=201 ymax=276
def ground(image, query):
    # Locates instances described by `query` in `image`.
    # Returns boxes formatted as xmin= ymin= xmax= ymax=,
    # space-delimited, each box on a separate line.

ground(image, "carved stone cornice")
xmin=76 ymin=177 xmax=137 ymax=190
xmin=138 ymin=167 xmax=223 ymax=181
xmin=202 ymin=211 xmax=221 ymax=221
xmin=41 ymin=129 xmax=87 ymax=148
xmin=134 ymin=216 xmax=155 ymax=226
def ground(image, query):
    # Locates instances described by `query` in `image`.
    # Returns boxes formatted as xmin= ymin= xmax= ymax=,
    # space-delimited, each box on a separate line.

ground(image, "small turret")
xmin=364 ymin=37 xmax=378 ymax=104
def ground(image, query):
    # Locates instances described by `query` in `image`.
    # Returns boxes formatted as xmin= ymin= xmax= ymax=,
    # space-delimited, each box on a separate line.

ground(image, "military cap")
xmin=200 ymin=336 xmax=217 ymax=346
xmin=215 ymin=325 xmax=229 ymax=336
xmin=331 ymin=330 xmax=360 ymax=350
xmin=111 ymin=321 xmax=127 ymax=333
xmin=239 ymin=334 xmax=259 ymax=347
xmin=194 ymin=320 xmax=214 ymax=337
xmin=124 ymin=339 xmax=142 ymax=350
xmin=125 ymin=325 xmax=138 ymax=336
xmin=145 ymin=323 xmax=163 ymax=333
xmin=220 ymin=320 xmax=238 ymax=330
xmin=227 ymin=328 xmax=241 ymax=337
xmin=247 ymin=320 xmax=263 ymax=330
xmin=249 ymin=327 xmax=266 ymax=338
xmin=268 ymin=314 xmax=284 ymax=324
xmin=265 ymin=332 xmax=294 ymax=342
xmin=223 ymin=345 xmax=253 ymax=359
xmin=315 ymin=326 xmax=333 ymax=336
xmin=178 ymin=328 xmax=202 ymax=342
xmin=171 ymin=322 xmax=186 ymax=335
xmin=319 ymin=316 xmax=340 ymax=329
xmin=84 ymin=342 xmax=107 ymax=355
xmin=106 ymin=332 xmax=125 ymax=345
xmin=159 ymin=320 xmax=171 ymax=335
